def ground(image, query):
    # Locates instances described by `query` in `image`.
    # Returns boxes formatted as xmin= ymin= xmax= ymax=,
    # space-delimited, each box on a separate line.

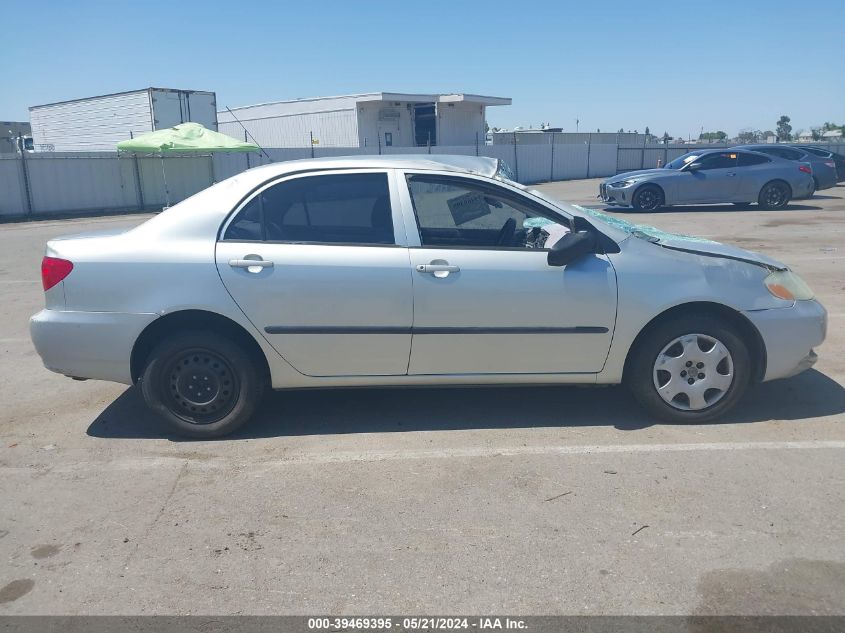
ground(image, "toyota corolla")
xmin=31 ymin=156 xmax=826 ymax=437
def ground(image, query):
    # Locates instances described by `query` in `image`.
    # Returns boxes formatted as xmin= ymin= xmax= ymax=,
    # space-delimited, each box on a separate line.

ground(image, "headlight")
xmin=764 ymin=270 xmax=814 ymax=301
xmin=609 ymin=179 xmax=638 ymax=187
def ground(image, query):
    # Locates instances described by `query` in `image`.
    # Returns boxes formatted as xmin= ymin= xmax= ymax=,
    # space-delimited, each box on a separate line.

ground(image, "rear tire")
xmin=632 ymin=184 xmax=664 ymax=211
xmin=626 ymin=315 xmax=751 ymax=424
xmin=140 ymin=330 xmax=265 ymax=438
xmin=757 ymin=181 xmax=791 ymax=210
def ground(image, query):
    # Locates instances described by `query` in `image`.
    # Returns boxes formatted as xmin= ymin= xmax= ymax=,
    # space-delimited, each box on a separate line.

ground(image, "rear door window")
xmin=695 ymin=152 xmax=737 ymax=170
xmin=737 ymin=152 xmax=771 ymax=167
xmin=224 ymin=172 xmax=395 ymax=245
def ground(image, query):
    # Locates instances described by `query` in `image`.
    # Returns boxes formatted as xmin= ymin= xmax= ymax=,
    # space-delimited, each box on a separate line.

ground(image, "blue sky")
xmin=4 ymin=0 xmax=843 ymax=138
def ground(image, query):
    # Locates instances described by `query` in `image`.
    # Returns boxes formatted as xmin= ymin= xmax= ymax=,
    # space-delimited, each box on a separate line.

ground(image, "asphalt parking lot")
xmin=1 ymin=179 xmax=843 ymax=615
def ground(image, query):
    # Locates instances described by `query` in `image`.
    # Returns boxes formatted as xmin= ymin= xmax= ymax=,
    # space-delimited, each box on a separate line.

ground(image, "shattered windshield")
xmin=494 ymin=159 xmax=518 ymax=183
xmin=575 ymin=206 xmax=717 ymax=244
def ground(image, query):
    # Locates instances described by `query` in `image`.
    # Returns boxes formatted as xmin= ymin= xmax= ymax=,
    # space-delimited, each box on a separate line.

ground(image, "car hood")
xmin=605 ymin=168 xmax=669 ymax=182
xmin=579 ymin=207 xmax=788 ymax=270
xmin=655 ymin=235 xmax=787 ymax=270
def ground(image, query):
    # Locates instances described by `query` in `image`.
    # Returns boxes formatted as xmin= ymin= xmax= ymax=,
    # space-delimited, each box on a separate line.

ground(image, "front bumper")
xmin=743 ymin=299 xmax=827 ymax=381
xmin=30 ymin=309 xmax=158 ymax=384
xmin=599 ymin=181 xmax=636 ymax=206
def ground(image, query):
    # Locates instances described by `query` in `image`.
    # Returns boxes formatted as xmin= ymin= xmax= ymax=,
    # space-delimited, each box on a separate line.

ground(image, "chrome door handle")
xmin=416 ymin=264 xmax=460 ymax=274
xmin=229 ymin=258 xmax=274 ymax=270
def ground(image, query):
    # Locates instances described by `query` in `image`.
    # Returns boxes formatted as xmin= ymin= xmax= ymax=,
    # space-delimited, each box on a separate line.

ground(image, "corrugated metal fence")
xmin=2 ymin=142 xmax=843 ymax=218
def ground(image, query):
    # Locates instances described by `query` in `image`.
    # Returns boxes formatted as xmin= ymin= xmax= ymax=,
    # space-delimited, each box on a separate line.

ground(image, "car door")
xmin=734 ymin=151 xmax=774 ymax=200
xmin=399 ymin=172 xmax=617 ymax=375
xmin=216 ymin=169 xmax=413 ymax=377
xmin=677 ymin=151 xmax=740 ymax=203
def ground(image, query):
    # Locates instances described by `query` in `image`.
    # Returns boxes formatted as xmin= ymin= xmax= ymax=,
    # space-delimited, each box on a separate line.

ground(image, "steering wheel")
xmin=496 ymin=217 xmax=516 ymax=246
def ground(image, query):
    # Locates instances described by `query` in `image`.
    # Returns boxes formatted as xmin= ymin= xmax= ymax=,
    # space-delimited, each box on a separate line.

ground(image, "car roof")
xmin=686 ymin=147 xmax=775 ymax=159
xmin=239 ymin=154 xmax=500 ymax=181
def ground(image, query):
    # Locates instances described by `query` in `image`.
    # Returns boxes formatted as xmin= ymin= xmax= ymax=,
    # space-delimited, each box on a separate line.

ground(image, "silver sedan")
xmin=600 ymin=148 xmax=815 ymax=210
xmin=31 ymin=156 xmax=826 ymax=437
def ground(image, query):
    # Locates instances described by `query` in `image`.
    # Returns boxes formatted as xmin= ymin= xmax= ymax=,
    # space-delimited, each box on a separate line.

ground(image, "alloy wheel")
xmin=762 ymin=183 xmax=787 ymax=208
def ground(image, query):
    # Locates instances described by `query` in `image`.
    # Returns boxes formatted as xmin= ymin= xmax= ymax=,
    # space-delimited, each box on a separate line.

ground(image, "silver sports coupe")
xmin=31 ymin=156 xmax=826 ymax=437
xmin=600 ymin=148 xmax=815 ymax=210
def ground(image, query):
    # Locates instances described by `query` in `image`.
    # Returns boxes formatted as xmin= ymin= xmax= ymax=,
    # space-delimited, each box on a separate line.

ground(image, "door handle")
xmin=726 ymin=172 xmax=736 ymax=177
xmin=416 ymin=263 xmax=460 ymax=278
xmin=229 ymin=258 xmax=274 ymax=271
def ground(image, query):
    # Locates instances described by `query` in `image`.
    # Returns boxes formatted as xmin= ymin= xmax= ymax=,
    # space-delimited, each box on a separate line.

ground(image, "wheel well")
xmin=623 ymin=302 xmax=767 ymax=383
xmin=130 ymin=310 xmax=270 ymax=384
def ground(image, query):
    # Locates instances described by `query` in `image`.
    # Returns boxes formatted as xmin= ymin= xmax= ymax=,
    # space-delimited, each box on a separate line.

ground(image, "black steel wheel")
xmin=141 ymin=330 xmax=265 ymax=438
xmin=162 ymin=348 xmax=239 ymax=425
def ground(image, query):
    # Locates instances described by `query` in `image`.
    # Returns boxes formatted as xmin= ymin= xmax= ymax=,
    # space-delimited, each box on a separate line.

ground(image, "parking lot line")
xmin=7 ymin=440 xmax=842 ymax=472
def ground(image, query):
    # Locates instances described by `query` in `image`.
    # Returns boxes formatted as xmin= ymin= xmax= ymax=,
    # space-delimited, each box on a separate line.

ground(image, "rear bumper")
xmin=743 ymin=299 xmax=827 ymax=381
xmin=30 ymin=309 xmax=157 ymax=384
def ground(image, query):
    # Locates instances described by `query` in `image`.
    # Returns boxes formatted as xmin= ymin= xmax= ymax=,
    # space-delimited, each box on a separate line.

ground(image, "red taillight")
xmin=41 ymin=256 xmax=73 ymax=291
xmin=799 ymin=165 xmax=812 ymax=174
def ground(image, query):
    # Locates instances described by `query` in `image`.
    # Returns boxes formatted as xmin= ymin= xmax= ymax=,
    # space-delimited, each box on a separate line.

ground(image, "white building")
xmin=217 ymin=92 xmax=511 ymax=149
xmin=796 ymin=129 xmax=815 ymax=143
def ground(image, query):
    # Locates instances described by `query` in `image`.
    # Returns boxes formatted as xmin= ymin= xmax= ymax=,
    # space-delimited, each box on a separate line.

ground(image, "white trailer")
xmin=29 ymin=88 xmax=218 ymax=152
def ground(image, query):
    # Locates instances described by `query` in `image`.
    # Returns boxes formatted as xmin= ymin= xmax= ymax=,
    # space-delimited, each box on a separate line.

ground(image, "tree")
xmin=737 ymin=129 xmax=762 ymax=144
xmin=645 ymin=126 xmax=651 ymax=136
xmin=662 ymin=131 xmax=670 ymax=144
xmin=618 ymin=128 xmax=625 ymax=134
xmin=776 ymin=116 xmax=792 ymax=142
xmin=699 ymin=131 xmax=727 ymax=141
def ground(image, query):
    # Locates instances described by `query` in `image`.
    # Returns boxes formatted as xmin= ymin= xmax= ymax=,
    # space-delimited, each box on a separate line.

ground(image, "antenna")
xmin=224 ymin=107 xmax=272 ymax=161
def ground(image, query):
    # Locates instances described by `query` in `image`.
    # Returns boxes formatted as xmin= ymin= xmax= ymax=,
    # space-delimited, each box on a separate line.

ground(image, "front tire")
xmin=140 ymin=331 xmax=265 ymax=438
xmin=757 ymin=181 xmax=791 ymax=210
xmin=631 ymin=184 xmax=664 ymax=211
xmin=626 ymin=316 xmax=751 ymax=423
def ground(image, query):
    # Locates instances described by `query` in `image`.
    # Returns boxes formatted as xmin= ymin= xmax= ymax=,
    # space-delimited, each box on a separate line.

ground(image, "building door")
xmin=413 ymin=103 xmax=437 ymax=146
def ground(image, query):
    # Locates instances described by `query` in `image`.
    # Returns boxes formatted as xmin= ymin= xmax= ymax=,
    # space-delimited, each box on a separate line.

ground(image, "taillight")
xmin=41 ymin=256 xmax=73 ymax=291
xmin=799 ymin=165 xmax=812 ymax=174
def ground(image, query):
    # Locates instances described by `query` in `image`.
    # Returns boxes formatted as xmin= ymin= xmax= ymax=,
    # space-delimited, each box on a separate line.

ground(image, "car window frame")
xmin=736 ymin=151 xmax=772 ymax=167
xmin=398 ymin=170 xmax=574 ymax=252
xmin=691 ymin=151 xmax=738 ymax=171
xmin=218 ymin=168 xmax=407 ymax=248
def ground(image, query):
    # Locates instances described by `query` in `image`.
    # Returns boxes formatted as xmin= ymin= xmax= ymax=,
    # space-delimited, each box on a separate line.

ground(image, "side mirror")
xmin=685 ymin=162 xmax=702 ymax=172
xmin=547 ymin=230 xmax=597 ymax=267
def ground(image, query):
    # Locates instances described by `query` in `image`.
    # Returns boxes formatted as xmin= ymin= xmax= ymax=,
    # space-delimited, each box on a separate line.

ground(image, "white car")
xmin=31 ymin=156 xmax=826 ymax=437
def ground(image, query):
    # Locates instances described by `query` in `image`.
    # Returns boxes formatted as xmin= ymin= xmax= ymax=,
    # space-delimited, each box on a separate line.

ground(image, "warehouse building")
xmin=30 ymin=88 xmax=217 ymax=152
xmin=217 ymin=92 xmax=511 ymax=149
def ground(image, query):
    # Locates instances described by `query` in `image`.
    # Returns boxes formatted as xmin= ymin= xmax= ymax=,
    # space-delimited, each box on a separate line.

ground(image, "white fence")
xmin=2 ymin=142 xmax=843 ymax=218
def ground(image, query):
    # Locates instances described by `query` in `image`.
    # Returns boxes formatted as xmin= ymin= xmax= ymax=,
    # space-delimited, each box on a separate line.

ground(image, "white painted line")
xmin=264 ymin=440 xmax=845 ymax=464
xmin=6 ymin=440 xmax=843 ymax=473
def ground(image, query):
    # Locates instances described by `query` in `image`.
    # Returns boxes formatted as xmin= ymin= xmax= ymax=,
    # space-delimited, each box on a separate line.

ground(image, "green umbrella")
xmin=118 ymin=122 xmax=259 ymax=207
